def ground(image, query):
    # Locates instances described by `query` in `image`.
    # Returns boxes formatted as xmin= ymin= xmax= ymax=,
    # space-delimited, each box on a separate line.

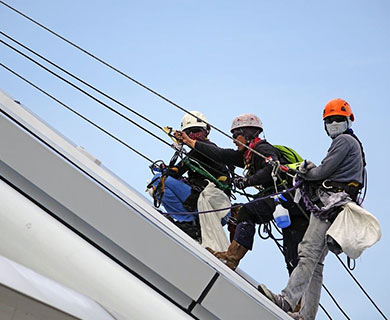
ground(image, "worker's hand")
xmin=145 ymin=179 xmax=155 ymax=197
xmin=232 ymin=176 xmax=248 ymax=189
xmin=298 ymin=160 xmax=316 ymax=174
xmin=174 ymin=130 xmax=196 ymax=148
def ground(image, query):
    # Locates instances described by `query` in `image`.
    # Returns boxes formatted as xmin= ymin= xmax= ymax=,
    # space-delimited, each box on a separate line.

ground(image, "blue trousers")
xmin=152 ymin=174 xmax=197 ymax=222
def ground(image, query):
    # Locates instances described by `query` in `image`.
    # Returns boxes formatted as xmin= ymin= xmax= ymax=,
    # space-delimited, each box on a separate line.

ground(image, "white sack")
xmin=197 ymin=182 xmax=230 ymax=252
xmin=326 ymin=201 xmax=381 ymax=259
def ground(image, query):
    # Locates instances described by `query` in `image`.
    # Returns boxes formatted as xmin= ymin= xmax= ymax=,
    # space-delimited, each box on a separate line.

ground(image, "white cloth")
xmin=197 ymin=182 xmax=230 ymax=252
xmin=326 ymin=202 xmax=382 ymax=259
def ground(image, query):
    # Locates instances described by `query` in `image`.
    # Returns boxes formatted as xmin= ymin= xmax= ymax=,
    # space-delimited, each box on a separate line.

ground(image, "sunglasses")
xmin=324 ymin=115 xmax=347 ymax=124
xmin=184 ymin=127 xmax=204 ymax=135
xmin=232 ymin=129 xmax=244 ymax=139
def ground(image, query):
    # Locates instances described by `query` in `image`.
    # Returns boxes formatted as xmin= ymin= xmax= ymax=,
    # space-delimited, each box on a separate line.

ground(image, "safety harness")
xmin=300 ymin=130 xmax=367 ymax=216
xmin=183 ymin=157 xmax=230 ymax=192
xmin=148 ymin=136 xmax=232 ymax=209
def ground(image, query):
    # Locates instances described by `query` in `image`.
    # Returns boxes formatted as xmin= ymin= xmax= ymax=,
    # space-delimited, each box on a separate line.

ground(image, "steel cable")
xmin=0 ymin=33 xmax=238 ymax=182
xmin=0 ymin=30 xmax=164 ymax=134
xmin=0 ymin=62 xmax=154 ymax=164
xmin=0 ymin=39 xmax=175 ymax=150
xmin=0 ymin=0 xmax=270 ymax=161
xmin=335 ymin=255 xmax=388 ymax=320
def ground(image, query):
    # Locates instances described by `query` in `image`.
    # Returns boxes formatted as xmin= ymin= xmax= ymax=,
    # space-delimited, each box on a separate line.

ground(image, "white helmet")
xmin=230 ymin=113 xmax=263 ymax=132
xmin=181 ymin=111 xmax=209 ymax=131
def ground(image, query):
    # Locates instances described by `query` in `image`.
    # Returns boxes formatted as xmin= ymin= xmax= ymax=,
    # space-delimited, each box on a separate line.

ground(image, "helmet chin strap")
xmin=243 ymin=128 xmax=262 ymax=143
xmin=347 ymin=118 xmax=353 ymax=129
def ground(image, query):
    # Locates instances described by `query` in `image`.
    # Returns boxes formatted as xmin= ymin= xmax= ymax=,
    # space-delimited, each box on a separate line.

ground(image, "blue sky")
xmin=1 ymin=1 xmax=389 ymax=319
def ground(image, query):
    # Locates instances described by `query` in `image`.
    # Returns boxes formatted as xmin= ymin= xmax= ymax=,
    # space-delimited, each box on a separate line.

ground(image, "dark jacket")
xmin=195 ymin=139 xmax=283 ymax=189
xmin=169 ymin=140 xmax=231 ymax=187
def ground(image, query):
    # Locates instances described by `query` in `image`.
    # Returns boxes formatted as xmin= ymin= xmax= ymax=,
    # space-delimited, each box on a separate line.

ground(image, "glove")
xmin=298 ymin=160 xmax=316 ymax=174
xmin=232 ymin=176 xmax=248 ymax=189
xmin=145 ymin=179 xmax=155 ymax=197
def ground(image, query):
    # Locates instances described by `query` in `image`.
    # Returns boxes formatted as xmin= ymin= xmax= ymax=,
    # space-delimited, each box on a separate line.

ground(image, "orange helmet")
xmin=323 ymin=98 xmax=354 ymax=121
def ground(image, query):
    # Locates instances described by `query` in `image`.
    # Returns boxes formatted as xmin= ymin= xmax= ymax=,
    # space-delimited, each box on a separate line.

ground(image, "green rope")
xmin=183 ymin=158 xmax=230 ymax=191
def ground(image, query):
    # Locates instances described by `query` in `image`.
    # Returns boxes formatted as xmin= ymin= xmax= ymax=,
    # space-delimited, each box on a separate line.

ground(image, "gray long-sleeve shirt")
xmin=304 ymin=133 xmax=363 ymax=184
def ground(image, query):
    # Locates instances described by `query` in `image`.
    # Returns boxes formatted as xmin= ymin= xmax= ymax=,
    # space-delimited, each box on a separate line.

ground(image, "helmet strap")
xmin=243 ymin=128 xmax=262 ymax=142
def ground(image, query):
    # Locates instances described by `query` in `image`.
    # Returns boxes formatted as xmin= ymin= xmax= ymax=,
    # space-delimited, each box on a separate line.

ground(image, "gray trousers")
xmin=281 ymin=214 xmax=332 ymax=320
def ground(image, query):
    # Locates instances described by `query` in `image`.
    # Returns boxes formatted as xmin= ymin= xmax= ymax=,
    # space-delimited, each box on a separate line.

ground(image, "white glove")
xmin=298 ymin=160 xmax=316 ymax=174
xmin=145 ymin=179 xmax=154 ymax=197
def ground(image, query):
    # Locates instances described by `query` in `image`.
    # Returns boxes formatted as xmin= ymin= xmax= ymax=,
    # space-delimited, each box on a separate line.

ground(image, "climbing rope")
xmin=163 ymin=181 xmax=302 ymax=216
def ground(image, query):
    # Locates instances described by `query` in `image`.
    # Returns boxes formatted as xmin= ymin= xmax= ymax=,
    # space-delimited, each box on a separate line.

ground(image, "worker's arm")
xmin=175 ymin=131 xmax=244 ymax=167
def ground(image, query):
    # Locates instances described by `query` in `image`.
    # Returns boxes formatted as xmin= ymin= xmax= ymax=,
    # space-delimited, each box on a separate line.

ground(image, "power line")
xmin=0 ymin=62 xmax=154 ymax=164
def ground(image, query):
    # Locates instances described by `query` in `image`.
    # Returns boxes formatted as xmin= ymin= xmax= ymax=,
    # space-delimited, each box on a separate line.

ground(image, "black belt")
xmin=322 ymin=180 xmax=360 ymax=190
xmin=322 ymin=180 xmax=361 ymax=200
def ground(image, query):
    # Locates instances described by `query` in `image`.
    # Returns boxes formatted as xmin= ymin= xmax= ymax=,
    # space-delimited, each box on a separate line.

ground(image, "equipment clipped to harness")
xmin=147 ymin=160 xmax=169 ymax=207
xmin=272 ymin=194 xmax=291 ymax=228
xmin=163 ymin=126 xmax=180 ymax=144
xmin=183 ymin=157 xmax=230 ymax=192
xmin=322 ymin=180 xmax=362 ymax=202
xmin=147 ymin=145 xmax=185 ymax=207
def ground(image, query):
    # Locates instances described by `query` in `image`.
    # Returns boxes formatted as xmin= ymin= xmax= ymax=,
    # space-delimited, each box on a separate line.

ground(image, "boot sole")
xmin=258 ymin=284 xmax=276 ymax=303
xmin=258 ymin=284 xmax=292 ymax=313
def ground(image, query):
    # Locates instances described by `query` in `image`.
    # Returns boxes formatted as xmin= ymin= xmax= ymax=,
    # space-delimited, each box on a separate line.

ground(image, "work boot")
xmin=258 ymin=284 xmax=292 ymax=313
xmin=208 ymin=240 xmax=248 ymax=270
xmin=287 ymin=312 xmax=303 ymax=320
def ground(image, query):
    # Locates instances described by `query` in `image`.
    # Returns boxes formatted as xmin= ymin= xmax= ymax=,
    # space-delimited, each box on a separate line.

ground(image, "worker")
xmin=258 ymin=98 xmax=365 ymax=320
xmin=149 ymin=111 xmax=231 ymax=243
xmin=175 ymin=113 xmax=309 ymax=272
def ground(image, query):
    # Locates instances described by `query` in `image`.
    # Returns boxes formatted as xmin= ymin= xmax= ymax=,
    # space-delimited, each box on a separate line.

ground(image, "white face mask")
xmin=326 ymin=120 xmax=349 ymax=138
